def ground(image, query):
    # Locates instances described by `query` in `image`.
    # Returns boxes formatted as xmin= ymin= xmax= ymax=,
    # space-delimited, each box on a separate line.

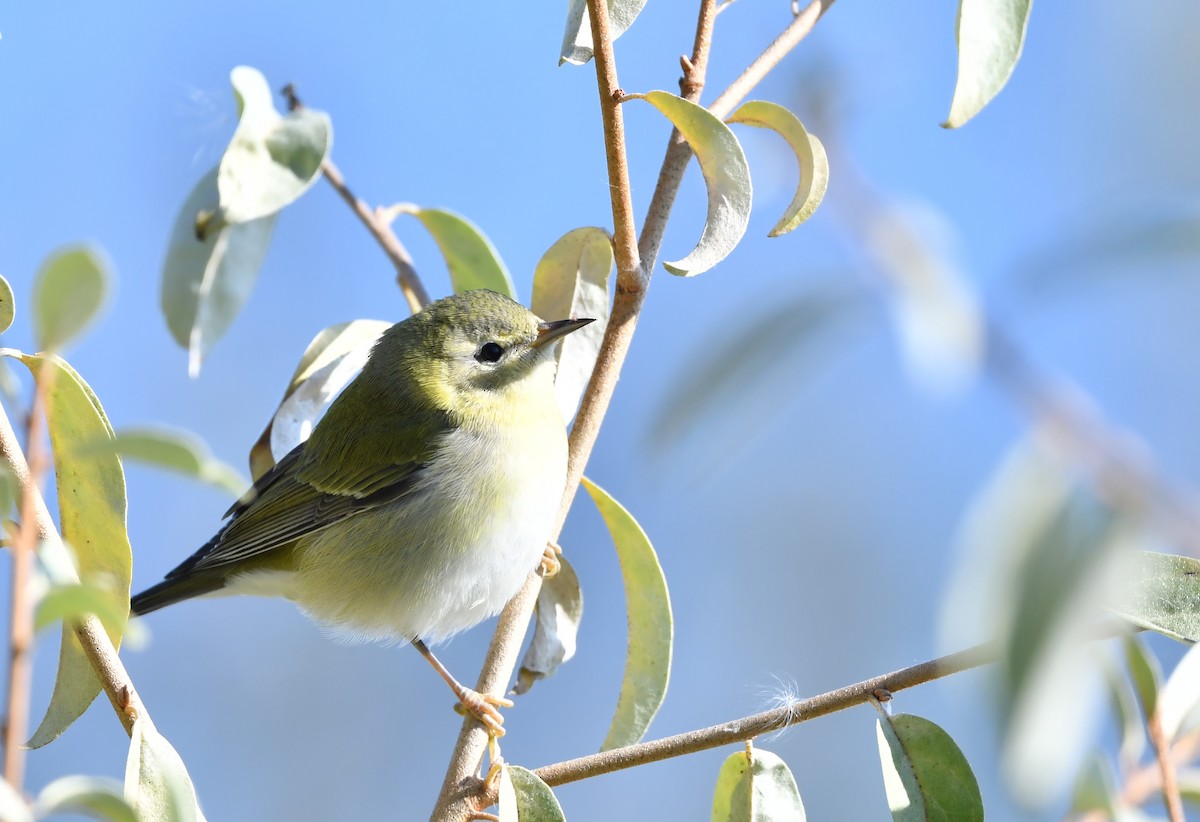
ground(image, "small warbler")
xmin=132 ymin=289 xmax=593 ymax=733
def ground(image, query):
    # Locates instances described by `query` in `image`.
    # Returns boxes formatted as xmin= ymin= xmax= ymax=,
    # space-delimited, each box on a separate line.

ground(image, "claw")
xmin=453 ymin=688 xmax=514 ymax=737
xmin=540 ymin=542 xmax=563 ymax=577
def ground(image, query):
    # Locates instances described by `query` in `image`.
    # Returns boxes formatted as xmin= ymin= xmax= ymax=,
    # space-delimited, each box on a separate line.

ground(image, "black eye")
xmin=475 ymin=342 xmax=504 ymax=363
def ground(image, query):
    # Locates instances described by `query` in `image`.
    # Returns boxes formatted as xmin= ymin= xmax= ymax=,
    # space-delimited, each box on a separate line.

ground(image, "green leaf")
xmin=125 ymin=717 xmax=206 ymax=822
xmin=161 ymin=166 xmax=277 ymax=376
xmin=8 ymin=353 xmax=131 ymax=748
xmin=559 ymin=0 xmax=649 ymax=65
xmin=1069 ymin=753 xmax=1120 ymax=817
xmin=530 ymin=227 xmax=612 ymax=421
xmin=581 ymin=477 xmax=672 ymax=750
xmin=498 ymin=765 xmax=565 ymax=822
xmin=875 ymin=713 xmax=984 ymax=822
xmin=36 ymin=775 xmax=137 ymax=822
xmin=32 ymin=246 xmax=110 ymax=351
xmin=1101 ymin=649 xmax=1146 ymax=770
xmin=726 ymin=101 xmax=829 ymax=236
xmin=35 ymin=581 xmax=128 ymax=634
xmin=217 ymin=66 xmax=332 ymax=224
xmin=79 ymin=426 xmax=246 ymax=496
xmin=0 ymin=274 xmax=15 ymax=335
xmin=711 ymin=747 xmax=806 ymax=822
xmin=944 ymin=0 xmax=1033 ymax=128
xmin=249 ymin=319 xmax=391 ymax=479
xmin=0 ymin=775 xmax=32 ymax=822
xmin=1157 ymin=640 xmax=1200 ymax=741
xmin=1112 ymin=551 xmax=1200 ymax=642
xmin=628 ymin=91 xmax=752 ymax=276
xmin=389 ymin=205 xmax=514 ymax=298
xmin=1123 ymin=634 xmax=1161 ymax=719
xmin=515 ymin=555 xmax=583 ymax=695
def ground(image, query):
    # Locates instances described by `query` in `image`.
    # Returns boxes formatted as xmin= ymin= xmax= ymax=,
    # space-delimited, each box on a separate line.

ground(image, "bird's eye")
xmin=475 ymin=342 xmax=504 ymax=363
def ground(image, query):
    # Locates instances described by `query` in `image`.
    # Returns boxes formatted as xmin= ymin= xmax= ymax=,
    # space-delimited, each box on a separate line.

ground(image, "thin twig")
xmin=0 ymin=400 xmax=145 ymax=740
xmin=282 ymin=84 xmax=430 ymax=313
xmin=1147 ymin=713 xmax=1186 ymax=822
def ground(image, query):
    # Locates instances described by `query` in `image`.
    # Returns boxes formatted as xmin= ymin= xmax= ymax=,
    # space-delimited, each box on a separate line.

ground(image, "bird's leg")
xmin=539 ymin=541 xmax=562 ymax=577
xmin=412 ymin=638 xmax=513 ymax=737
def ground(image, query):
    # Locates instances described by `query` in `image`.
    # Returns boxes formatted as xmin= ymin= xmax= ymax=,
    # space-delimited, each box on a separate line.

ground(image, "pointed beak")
xmin=532 ymin=317 xmax=595 ymax=349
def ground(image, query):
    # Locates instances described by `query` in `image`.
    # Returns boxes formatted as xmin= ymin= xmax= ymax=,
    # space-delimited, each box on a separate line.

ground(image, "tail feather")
xmin=131 ymin=574 xmax=225 ymax=616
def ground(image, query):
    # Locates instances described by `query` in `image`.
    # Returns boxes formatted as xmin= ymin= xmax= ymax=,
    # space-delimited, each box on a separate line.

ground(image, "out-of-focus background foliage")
xmin=2 ymin=2 xmax=1199 ymax=819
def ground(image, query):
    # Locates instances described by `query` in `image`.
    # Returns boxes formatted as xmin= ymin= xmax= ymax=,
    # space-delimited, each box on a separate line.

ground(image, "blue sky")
xmin=3 ymin=3 xmax=1200 ymax=820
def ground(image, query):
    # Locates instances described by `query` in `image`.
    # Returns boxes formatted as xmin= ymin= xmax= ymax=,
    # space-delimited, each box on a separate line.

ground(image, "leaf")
xmin=161 ymin=166 xmax=277 ymax=376
xmin=1101 ymin=650 xmax=1147 ymax=770
xmin=1157 ymin=640 xmax=1200 ymax=741
xmin=1112 ymin=551 xmax=1200 ymax=642
xmin=628 ymin=92 xmax=752 ymax=276
xmin=32 ymin=246 xmax=110 ymax=351
xmin=944 ymin=0 xmax=1033 ymax=128
xmin=875 ymin=713 xmax=984 ymax=822
xmin=515 ymin=555 xmax=583 ymax=695
xmin=725 ymin=101 xmax=829 ymax=236
xmin=1123 ymin=634 xmax=1161 ymax=720
xmin=249 ymin=320 xmax=391 ymax=478
xmin=559 ymin=0 xmax=649 ymax=66
xmin=8 ymin=353 xmax=131 ymax=748
xmin=0 ymin=775 xmax=32 ymax=822
xmin=0 ymin=274 xmax=15 ymax=335
xmin=35 ymin=581 xmax=128 ymax=634
xmin=217 ymin=66 xmax=332 ymax=224
xmin=74 ymin=426 xmax=246 ymax=496
xmin=35 ymin=775 xmax=137 ymax=822
xmin=711 ymin=747 xmax=806 ymax=822
xmin=125 ymin=717 xmax=206 ymax=822
xmin=388 ymin=205 xmax=515 ymax=298
xmin=499 ymin=766 xmax=566 ymax=822
xmin=1069 ymin=753 xmax=1120 ymax=817
xmin=581 ymin=477 xmax=672 ymax=750
xmin=530 ymin=227 xmax=612 ymax=421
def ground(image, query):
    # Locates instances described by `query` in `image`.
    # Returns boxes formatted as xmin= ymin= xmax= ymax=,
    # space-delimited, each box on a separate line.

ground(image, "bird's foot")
xmin=453 ymin=687 xmax=514 ymax=737
xmin=540 ymin=542 xmax=563 ymax=577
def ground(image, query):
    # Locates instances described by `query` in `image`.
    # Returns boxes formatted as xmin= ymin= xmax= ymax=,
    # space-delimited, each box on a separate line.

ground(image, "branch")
xmin=282 ymin=84 xmax=430 ymax=313
xmin=0 ymin=401 xmax=146 ymax=742
xmin=1147 ymin=712 xmax=1186 ymax=822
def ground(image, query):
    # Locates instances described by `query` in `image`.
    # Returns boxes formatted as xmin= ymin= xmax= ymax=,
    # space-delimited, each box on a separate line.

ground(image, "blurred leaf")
xmin=515 ymin=555 xmax=583 ymax=695
xmin=75 ymin=426 xmax=245 ymax=497
xmin=0 ymin=775 xmax=31 ymax=822
xmin=582 ymin=477 xmax=672 ymax=750
xmin=1112 ymin=551 xmax=1200 ymax=642
xmin=8 ymin=353 xmax=131 ymax=748
xmin=530 ymin=227 xmax=612 ymax=422
xmin=0 ymin=462 xmax=19 ymax=518
xmin=161 ymin=166 xmax=277 ymax=376
xmin=1180 ymin=769 xmax=1200 ymax=806
xmin=559 ymin=0 xmax=649 ymax=65
xmin=944 ymin=0 xmax=1032 ymax=128
xmin=1157 ymin=640 xmax=1200 ymax=741
xmin=33 ymin=246 xmax=110 ymax=352
xmin=499 ymin=765 xmax=565 ymax=822
xmin=1123 ymin=634 xmax=1161 ymax=720
xmin=1069 ymin=753 xmax=1120 ymax=817
xmin=36 ymin=775 xmax=137 ymax=822
xmin=726 ymin=101 xmax=829 ymax=236
xmin=248 ymin=320 xmax=391 ymax=478
xmin=125 ymin=718 xmax=206 ymax=822
xmin=875 ymin=713 xmax=983 ymax=821
xmin=1101 ymin=649 xmax=1147 ymax=770
xmin=649 ymin=284 xmax=867 ymax=455
xmin=217 ymin=66 xmax=331 ymax=224
xmin=387 ymin=205 xmax=514 ymax=298
xmin=0 ymin=274 xmax=15 ymax=335
xmin=628 ymin=91 xmax=752 ymax=276
xmin=35 ymin=581 xmax=127 ymax=634
xmin=711 ymin=747 xmax=806 ymax=822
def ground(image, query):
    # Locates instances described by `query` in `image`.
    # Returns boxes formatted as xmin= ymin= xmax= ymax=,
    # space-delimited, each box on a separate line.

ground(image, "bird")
xmin=132 ymin=289 xmax=593 ymax=734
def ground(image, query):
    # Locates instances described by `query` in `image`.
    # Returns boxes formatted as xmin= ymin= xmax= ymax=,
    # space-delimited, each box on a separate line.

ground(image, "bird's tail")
xmin=131 ymin=574 xmax=225 ymax=616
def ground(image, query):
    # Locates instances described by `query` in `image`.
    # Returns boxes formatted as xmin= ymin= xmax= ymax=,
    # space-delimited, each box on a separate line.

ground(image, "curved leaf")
xmin=0 ymin=776 xmax=31 ymax=822
xmin=499 ymin=765 xmax=565 ymax=822
xmin=33 ymin=246 xmax=110 ymax=352
xmin=1069 ymin=753 xmax=1120 ymax=817
xmin=712 ymin=747 xmax=806 ymax=822
xmin=0 ymin=275 xmax=15 ymax=335
xmin=35 ymin=582 xmax=128 ymax=635
xmin=78 ymin=426 xmax=245 ymax=496
xmin=218 ymin=66 xmax=332 ymax=224
xmin=944 ymin=0 xmax=1033 ymax=128
xmin=1158 ymin=641 xmax=1200 ymax=741
xmin=1113 ymin=551 xmax=1200 ymax=642
xmin=531 ymin=227 xmax=612 ymax=421
xmin=726 ymin=101 xmax=829 ymax=236
xmin=125 ymin=717 xmax=206 ymax=822
xmin=10 ymin=353 xmax=131 ymax=748
xmin=36 ymin=775 xmax=137 ymax=822
xmin=629 ymin=92 xmax=752 ymax=276
xmin=1123 ymin=634 xmax=1161 ymax=719
xmin=875 ymin=712 xmax=983 ymax=821
xmin=388 ymin=205 xmax=514 ymax=298
xmin=515 ymin=555 xmax=583 ymax=695
xmin=161 ymin=166 xmax=277 ymax=376
xmin=582 ymin=477 xmax=672 ymax=750
xmin=559 ymin=0 xmax=650 ymax=65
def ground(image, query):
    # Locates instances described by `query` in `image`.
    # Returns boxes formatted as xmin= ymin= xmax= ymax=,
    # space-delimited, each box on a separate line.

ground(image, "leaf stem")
xmin=1147 ymin=712 xmax=1186 ymax=822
